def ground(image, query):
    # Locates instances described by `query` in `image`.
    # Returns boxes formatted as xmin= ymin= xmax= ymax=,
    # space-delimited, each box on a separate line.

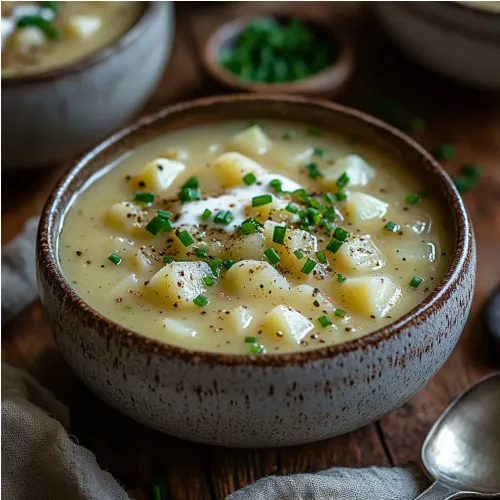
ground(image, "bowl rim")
xmin=2 ymin=1 xmax=159 ymax=87
xmin=38 ymin=93 xmax=471 ymax=367
xmin=203 ymin=15 xmax=354 ymax=94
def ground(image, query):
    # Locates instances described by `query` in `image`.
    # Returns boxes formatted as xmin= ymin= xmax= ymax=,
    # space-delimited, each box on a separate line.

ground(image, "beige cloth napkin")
xmin=2 ymin=219 xmax=427 ymax=499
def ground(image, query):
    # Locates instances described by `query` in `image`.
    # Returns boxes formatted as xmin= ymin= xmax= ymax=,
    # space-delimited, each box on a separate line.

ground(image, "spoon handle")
xmin=414 ymin=481 xmax=461 ymax=500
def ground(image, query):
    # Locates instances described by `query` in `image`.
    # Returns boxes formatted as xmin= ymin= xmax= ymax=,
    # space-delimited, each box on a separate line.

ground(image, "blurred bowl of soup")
xmin=1 ymin=1 xmax=174 ymax=170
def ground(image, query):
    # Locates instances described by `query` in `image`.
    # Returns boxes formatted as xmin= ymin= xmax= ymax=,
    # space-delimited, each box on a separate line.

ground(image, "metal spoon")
xmin=415 ymin=372 xmax=500 ymax=499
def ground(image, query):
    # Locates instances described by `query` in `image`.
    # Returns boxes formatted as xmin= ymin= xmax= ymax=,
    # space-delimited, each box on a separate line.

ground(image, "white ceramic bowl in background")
xmin=374 ymin=2 xmax=500 ymax=90
xmin=2 ymin=1 xmax=174 ymax=170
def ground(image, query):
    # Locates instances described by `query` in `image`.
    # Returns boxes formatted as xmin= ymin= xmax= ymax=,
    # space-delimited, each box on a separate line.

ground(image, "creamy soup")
xmin=1 ymin=1 xmax=143 ymax=77
xmin=59 ymin=121 xmax=452 ymax=354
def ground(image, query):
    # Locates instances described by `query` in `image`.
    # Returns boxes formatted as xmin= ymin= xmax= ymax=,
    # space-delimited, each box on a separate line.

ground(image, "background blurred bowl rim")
xmin=2 ymin=0 xmax=161 ymax=87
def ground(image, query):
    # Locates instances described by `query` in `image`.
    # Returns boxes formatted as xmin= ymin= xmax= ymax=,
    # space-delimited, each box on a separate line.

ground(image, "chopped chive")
xmin=333 ymin=227 xmax=350 ymax=241
xmin=195 ymin=247 xmax=207 ymax=257
xmin=323 ymin=206 xmax=337 ymax=222
xmin=250 ymin=344 xmax=266 ymax=354
xmin=240 ymin=217 xmax=262 ymax=234
xmin=108 ymin=253 xmax=122 ymax=265
xmin=193 ymin=295 xmax=209 ymax=307
xmin=157 ymin=209 xmax=172 ymax=220
xmin=146 ymin=216 xmax=172 ymax=235
xmin=182 ymin=177 xmax=199 ymax=189
xmin=178 ymin=187 xmax=202 ymax=202
xmin=282 ymin=131 xmax=293 ymax=140
xmin=264 ymin=248 xmax=280 ymax=265
xmin=384 ymin=221 xmax=400 ymax=232
xmin=435 ymin=143 xmax=455 ymax=161
xmin=223 ymin=259 xmax=235 ymax=269
xmin=17 ymin=15 xmax=60 ymax=39
xmin=324 ymin=192 xmax=336 ymax=204
xmin=209 ymin=258 xmax=224 ymax=277
xmin=252 ymin=194 xmax=272 ymax=207
xmin=316 ymin=251 xmax=327 ymax=264
xmin=301 ymin=258 xmax=316 ymax=274
xmin=273 ymin=226 xmax=287 ymax=244
xmin=162 ymin=255 xmax=173 ymax=264
xmin=336 ymin=172 xmax=350 ymax=189
xmin=453 ymin=176 xmax=474 ymax=192
xmin=201 ymin=208 xmax=212 ymax=220
xmin=462 ymin=163 xmax=482 ymax=182
xmin=334 ymin=308 xmax=346 ymax=318
xmin=307 ymin=207 xmax=321 ymax=226
xmin=405 ymin=193 xmax=421 ymax=205
xmin=203 ymin=276 xmax=216 ymax=286
xmin=326 ymin=238 xmax=343 ymax=253
xmin=410 ymin=276 xmax=423 ymax=288
xmin=313 ymin=147 xmax=325 ymax=158
xmin=245 ymin=336 xmax=257 ymax=343
xmin=297 ymin=210 xmax=307 ymax=222
xmin=285 ymin=202 xmax=299 ymax=214
xmin=335 ymin=190 xmax=347 ymax=201
xmin=41 ymin=1 xmax=60 ymax=13
xmin=269 ymin=178 xmax=283 ymax=192
xmin=337 ymin=273 xmax=347 ymax=283
xmin=306 ymin=162 xmax=322 ymax=179
xmin=300 ymin=224 xmax=311 ymax=232
xmin=243 ymin=172 xmax=257 ymax=185
xmin=176 ymin=230 xmax=195 ymax=247
xmin=294 ymin=250 xmax=304 ymax=259
xmin=133 ymin=192 xmax=155 ymax=204
xmin=307 ymin=127 xmax=322 ymax=137
xmin=309 ymin=198 xmax=324 ymax=211
xmin=321 ymin=219 xmax=334 ymax=233
xmin=292 ymin=189 xmax=311 ymax=203
xmin=318 ymin=315 xmax=332 ymax=327
xmin=214 ymin=210 xmax=234 ymax=225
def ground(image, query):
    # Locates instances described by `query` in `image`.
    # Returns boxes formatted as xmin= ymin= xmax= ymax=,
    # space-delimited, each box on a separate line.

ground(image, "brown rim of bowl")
xmin=448 ymin=0 xmax=500 ymax=18
xmin=2 ymin=1 xmax=158 ymax=87
xmin=39 ymin=93 xmax=471 ymax=367
xmin=203 ymin=16 xmax=354 ymax=94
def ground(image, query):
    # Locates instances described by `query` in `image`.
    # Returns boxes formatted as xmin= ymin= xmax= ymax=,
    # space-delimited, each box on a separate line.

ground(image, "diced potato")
xmin=131 ymin=158 xmax=185 ymax=192
xmin=107 ymin=273 xmax=139 ymax=300
xmin=163 ymin=225 xmax=201 ymax=260
xmin=261 ymin=305 xmax=314 ymax=346
xmin=284 ymin=284 xmax=337 ymax=318
xmin=227 ymin=232 xmax=266 ymax=261
xmin=218 ymin=306 xmax=253 ymax=334
xmin=146 ymin=261 xmax=212 ymax=308
xmin=211 ymin=152 xmax=267 ymax=188
xmin=343 ymin=193 xmax=388 ymax=223
xmin=267 ymin=144 xmax=313 ymax=170
xmin=391 ymin=242 xmax=437 ymax=262
xmin=334 ymin=275 xmax=401 ymax=318
xmin=130 ymin=251 xmax=153 ymax=272
xmin=65 ymin=15 xmax=101 ymax=39
xmin=228 ymin=125 xmax=272 ymax=158
xmin=334 ymin=236 xmax=385 ymax=272
xmin=162 ymin=318 xmax=198 ymax=339
xmin=11 ymin=26 xmax=45 ymax=53
xmin=223 ymin=260 xmax=290 ymax=299
xmin=106 ymin=202 xmax=146 ymax=234
xmin=247 ymin=198 xmax=298 ymax=224
xmin=320 ymin=155 xmax=375 ymax=189
xmin=161 ymin=148 xmax=189 ymax=162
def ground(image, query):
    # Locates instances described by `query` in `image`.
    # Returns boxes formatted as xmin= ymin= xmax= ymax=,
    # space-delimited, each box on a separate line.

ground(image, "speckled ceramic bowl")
xmin=37 ymin=94 xmax=475 ymax=447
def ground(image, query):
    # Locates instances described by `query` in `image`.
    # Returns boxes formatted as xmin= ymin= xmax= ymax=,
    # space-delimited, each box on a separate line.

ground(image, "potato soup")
xmin=1 ymin=1 xmax=143 ymax=78
xmin=59 ymin=121 xmax=452 ymax=354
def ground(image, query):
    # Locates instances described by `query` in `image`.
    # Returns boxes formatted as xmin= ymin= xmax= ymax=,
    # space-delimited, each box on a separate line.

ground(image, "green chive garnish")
xmin=435 ymin=143 xmax=455 ymax=161
xmin=316 ymin=251 xmax=327 ymax=264
xmin=17 ymin=15 xmax=60 ymax=39
xmin=209 ymin=259 xmax=224 ymax=277
xmin=195 ymin=247 xmax=207 ymax=257
xmin=294 ymin=250 xmax=304 ymax=259
xmin=313 ymin=147 xmax=325 ymax=158
xmin=324 ymin=192 xmax=336 ymax=204
xmin=41 ymin=1 xmax=60 ymax=13
xmin=178 ymin=187 xmax=202 ymax=202
xmin=269 ymin=178 xmax=283 ymax=192
xmin=335 ymin=190 xmax=347 ymax=201
xmin=336 ymin=172 xmax=350 ymax=189
xmin=264 ymin=248 xmax=280 ymax=265
xmin=301 ymin=258 xmax=316 ymax=274
xmin=252 ymin=194 xmax=273 ymax=207
xmin=162 ymin=255 xmax=173 ymax=264
xmin=201 ymin=208 xmax=212 ymax=220
xmin=176 ymin=230 xmax=195 ymax=247
xmin=134 ymin=192 xmax=155 ymax=204
xmin=272 ymin=226 xmax=287 ymax=245
xmin=146 ymin=216 xmax=172 ymax=235
xmin=384 ymin=221 xmax=400 ymax=232
xmin=292 ymin=189 xmax=311 ymax=203
xmin=306 ymin=162 xmax=322 ymax=179
xmin=214 ymin=210 xmax=234 ymax=225
xmin=307 ymin=207 xmax=321 ymax=226
xmin=323 ymin=206 xmax=337 ymax=222
xmin=462 ymin=163 xmax=482 ymax=182
xmin=203 ymin=276 xmax=216 ymax=286
xmin=193 ymin=295 xmax=209 ymax=307
xmin=245 ymin=336 xmax=257 ymax=343
xmin=406 ymin=194 xmax=421 ymax=205
xmin=333 ymin=227 xmax=350 ymax=241
xmin=282 ymin=131 xmax=293 ymax=140
xmin=322 ymin=219 xmax=334 ymax=233
xmin=108 ymin=253 xmax=122 ymax=265
xmin=250 ymin=344 xmax=266 ymax=354
xmin=285 ymin=202 xmax=299 ymax=214
xmin=298 ymin=210 xmax=307 ymax=221
xmin=223 ymin=259 xmax=235 ymax=269
xmin=410 ymin=276 xmax=423 ymax=288
xmin=240 ymin=217 xmax=262 ymax=234
xmin=326 ymin=238 xmax=343 ymax=253
xmin=334 ymin=308 xmax=346 ymax=318
xmin=337 ymin=273 xmax=347 ymax=283
xmin=243 ymin=172 xmax=257 ymax=185
xmin=309 ymin=198 xmax=323 ymax=211
xmin=307 ymin=127 xmax=322 ymax=137
xmin=182 ymin=177 xmax=199 ymax=189
xmin=157 ymin=209 xmax=172 ymax=220
xmin=318 ymin=315 xmax=332 ymax=327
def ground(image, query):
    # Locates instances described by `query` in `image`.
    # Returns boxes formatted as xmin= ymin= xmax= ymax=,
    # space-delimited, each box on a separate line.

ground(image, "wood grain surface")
xmin=2 ymin=3 xmax=500 ymax=499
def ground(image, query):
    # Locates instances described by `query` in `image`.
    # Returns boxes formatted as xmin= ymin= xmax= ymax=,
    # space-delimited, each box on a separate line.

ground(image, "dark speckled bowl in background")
xmin=37 ymin=94 xmax=476 ymax=447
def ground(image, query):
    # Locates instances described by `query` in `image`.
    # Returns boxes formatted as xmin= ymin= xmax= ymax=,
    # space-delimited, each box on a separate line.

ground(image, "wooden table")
xmin=3 ymin=3 xmax=500 ymax=499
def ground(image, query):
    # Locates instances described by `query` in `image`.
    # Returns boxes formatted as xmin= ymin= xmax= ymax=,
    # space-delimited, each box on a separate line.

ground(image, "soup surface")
xmin=1 ymin=1 xmax=142 ymax=77
xmin=59 ymin=120 xmax=452 ymax=354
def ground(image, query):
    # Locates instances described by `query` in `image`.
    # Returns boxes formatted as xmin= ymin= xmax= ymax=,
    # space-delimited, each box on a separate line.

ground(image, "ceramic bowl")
xmin=37 ymin=94 xmax=475 ymax=448
xmin=374 ymin=2 xmax=500 ymax=89
xmin=2 ymin=1 xmax=174 ymax=171
xmin=203 ymin=16 xmax=354 ymax=99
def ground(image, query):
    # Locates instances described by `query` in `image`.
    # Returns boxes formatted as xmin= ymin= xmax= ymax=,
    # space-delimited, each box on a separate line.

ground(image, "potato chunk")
xmin=147 ymin=261 xmax=212 ymax=308
xmin=107 ymin=273 xmax=139 ymax=300
xmin=223 ymin=260 xmax=290 ymax=299
xmin=106 ymin=202 xmax=146 ymax=235
xmin=65 ymin=15 xmax=101 ymax=39
xmin=334 ymin=236 xmax=385 ymax=272
xmin=131 ymin=158 xmax=185 ymax=192
xmin=391 ymin=242 xmax=437 ymax=263
xmin=266 ymin=144 xmax=313 ymax=170
xmin=218 ymin=306 xmax=253 ymax=334
xmin=344 ymin=193 xmax=388 ymax=223
xmin=284 ymin=285 xmax=337 ymax=318
xmin=334 ymin=276 xmax=401 ymax=318
xmin=320 ymin=155 xmax=375 ymax=189
xmin=211 ymin=152 xmax=267 ymax=188
xmin=228 ymin=125 xmax=272 ymax=158
xmin=227 ymin=232 xmax=266 ymax=261
xmin=162 ymin=318 xmax=198 ymax=339
xmin=247 ymin=198 xmax=298 ymax=224
xmin=261 ymin=306 xmax=314 ymax=346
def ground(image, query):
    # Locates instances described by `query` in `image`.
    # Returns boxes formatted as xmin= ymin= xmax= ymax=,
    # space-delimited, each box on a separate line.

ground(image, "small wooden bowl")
xmin=203 ymin=16 xmax=355 ymax=99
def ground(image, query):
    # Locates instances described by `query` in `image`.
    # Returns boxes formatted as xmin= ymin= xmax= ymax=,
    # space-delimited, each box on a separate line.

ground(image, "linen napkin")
xmin=2 ymin=218 xmax=428 ymax=500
